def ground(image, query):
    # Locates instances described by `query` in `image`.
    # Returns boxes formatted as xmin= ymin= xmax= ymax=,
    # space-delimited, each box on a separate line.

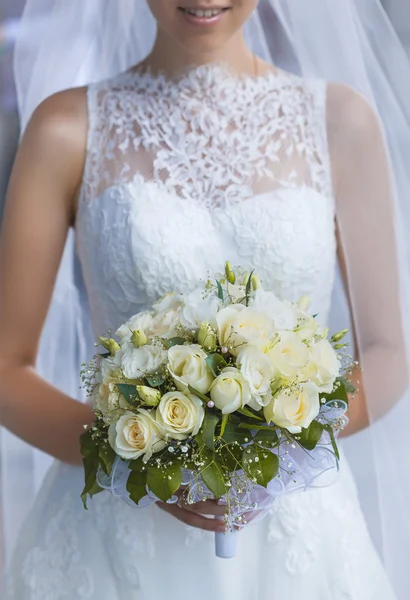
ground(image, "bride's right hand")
xmin=157 ymin=498 xmax=228 ymax=533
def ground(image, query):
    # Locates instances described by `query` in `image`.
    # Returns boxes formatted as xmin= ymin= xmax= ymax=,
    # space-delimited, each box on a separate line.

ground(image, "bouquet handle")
xmin=215 ymin=518 xmax=239 ymax=559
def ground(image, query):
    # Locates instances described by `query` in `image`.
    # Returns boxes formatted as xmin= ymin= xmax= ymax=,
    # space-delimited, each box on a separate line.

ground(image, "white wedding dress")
xmin=2 ymin=65 xmax=396 ymax=599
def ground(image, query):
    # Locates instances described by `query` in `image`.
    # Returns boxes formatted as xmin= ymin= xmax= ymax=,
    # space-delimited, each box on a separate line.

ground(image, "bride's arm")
xmin=0 ymin=88 xmax=94 ymax=464
xmin=327 ymin=83 xmax=408 ymax=437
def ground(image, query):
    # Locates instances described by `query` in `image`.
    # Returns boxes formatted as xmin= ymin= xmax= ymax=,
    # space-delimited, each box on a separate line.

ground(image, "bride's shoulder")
xmin=325 ymin=82 xmax=381 ymax=142
xmin=26 ymin=86 xmax=88 ymax=154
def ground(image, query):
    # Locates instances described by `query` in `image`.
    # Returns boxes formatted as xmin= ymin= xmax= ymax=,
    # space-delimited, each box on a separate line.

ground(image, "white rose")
xmin=237 ymin=346 xmax=275 ymax=408
xmin=268 ymin=331 xmax=309 ymax=381
xmin=99 ymin=356 xmax=122 ymax=386
xmin=210 ymin=367 xmax=252 ymax=414
xmin=150 ymin=307 xmax=182 ymax=339
xmin=216 ymin=305 xmax=276 ymax=356
xmin=304 ymin=339 xmax=341 ymax=393
xmin=250 ymin=290 xmax=297 ymax=331
xmin=95 ymin=383 xmax=130 ymax=424
xmin=116 ymin=311 xmax=155 ymax=344
xmin=108 ymin=409 xmax=167 ymax=461
xmin=153 ymin=292 xmax=184 ymax=314
xmin=121 ymin=343 xmax=167 ymax=379
xmin=168 ymin=344 xmax=214 ymax=394
xmin=264 ymin=382 xmax=320 ymax=433
xmin=179 ymin=288 xmax=220 ymax=331
xmin=156 ymin=391 xmax=205 ymax=440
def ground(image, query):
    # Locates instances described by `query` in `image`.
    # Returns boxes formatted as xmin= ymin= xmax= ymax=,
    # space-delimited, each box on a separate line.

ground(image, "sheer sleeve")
xmin=327 ymin=82 xmax=410 ymax=595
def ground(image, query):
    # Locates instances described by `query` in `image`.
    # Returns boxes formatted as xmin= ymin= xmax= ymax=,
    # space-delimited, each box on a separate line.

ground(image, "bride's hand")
xmin=156 ymin=498 xmax=227 ymax=533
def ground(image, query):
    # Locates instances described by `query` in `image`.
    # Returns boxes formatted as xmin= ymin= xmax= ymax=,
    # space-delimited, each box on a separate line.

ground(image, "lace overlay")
xmin=3 ymin=65 xmax=396 ymax=599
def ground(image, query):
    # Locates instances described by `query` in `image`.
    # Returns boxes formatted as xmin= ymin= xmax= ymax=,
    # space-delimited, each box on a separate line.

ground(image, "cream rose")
xmin=216 ymin=305 xmax=276 ymax=356
xmin=121 ymin=343 xmax=167 ymax=379
xmin=95 ymin=383 xmax=130 ymax=424
xmin=108 ymin=409 xmax=166 ymax=461
xmin=263 ymin=382 xmax=320 ymax=433
xmin=116 ymin=311 xmax=155 ymax=344
xmin=304 ymin=339 xmax=341 ymax=393
xmin=210 ymin=367 xmax=252 ymax=414
xmin=156 ymin=391 xmax=205 ymax=440
xmin=268 ymin=331 xmax=309 ymax=381
xmin=168 ymin=344 xmax=214 ymax=394
xmin=237 ymin=346 xmax=274 ymax=408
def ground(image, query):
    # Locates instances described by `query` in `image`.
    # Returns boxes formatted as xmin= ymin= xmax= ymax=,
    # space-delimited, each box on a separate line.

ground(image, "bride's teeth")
xmin=184 ymin=8 xmax=223 ymax=18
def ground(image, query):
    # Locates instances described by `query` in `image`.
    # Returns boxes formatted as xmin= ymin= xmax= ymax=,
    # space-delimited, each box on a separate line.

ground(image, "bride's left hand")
xmin=156 ymin=498 xmax=227 ymax=532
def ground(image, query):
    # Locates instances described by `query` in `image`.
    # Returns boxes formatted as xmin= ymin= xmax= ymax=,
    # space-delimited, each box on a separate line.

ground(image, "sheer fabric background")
xmin=2 ymin=1 xmax=410 ymax=597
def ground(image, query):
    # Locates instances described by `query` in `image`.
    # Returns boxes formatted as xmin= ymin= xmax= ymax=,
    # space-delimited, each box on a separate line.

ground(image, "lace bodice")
xmin=76 ymin=64 xmax=336 ymax=336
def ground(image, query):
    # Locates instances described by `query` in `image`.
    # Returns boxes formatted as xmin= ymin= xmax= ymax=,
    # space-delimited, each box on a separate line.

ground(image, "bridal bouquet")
xmin=80 ymin=263 xmax=354 ymax=558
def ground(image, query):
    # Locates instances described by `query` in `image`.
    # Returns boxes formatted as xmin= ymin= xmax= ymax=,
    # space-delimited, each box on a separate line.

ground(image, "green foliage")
xmin=221 ymin=422 xmax=251 ymax=445
xmin=216 ymin=280 xmax=225 ymax=301
xmin=324 ymin=424 xmax=340 ymax=460
xmin=205 ymin=353 xmax=228 ymax=377
xmin=116 ymin=383 xmax=139 ymax=405
xmin=188 ymin=384 xmax=211 ymax=404
xmin=254 ymin=428 xmax=278 ymax=447
xmin=167 ymin=337 xmax=187 ymax=347
xmin=98 ymin=441 xmax=116 ymax=476
xmin=80 ymin=429 xmax=103 ymax=509
xmin=219 ymin=443 xmax=242 ymax=472
xmin=200 ymin=450 xmax=227 ymax=498
xmin=126 ymin=469 xmax=148 ymax=505
xmin=299 ymin=420 xmax=324 ymax=451
xmin=146 ymin=374 xmax=166 ymax=388
xmin=242 ymin=443 xmax=279 ymax=488
xmin=237 ymin=406 xmax=264 ymax=421
xmin=201 ymin=412 xmax=220 ymax=450
xmin=245 ymin=270 xmax=254 ymax=306
xmin=147 ymin=462 xmax=182 ymax=503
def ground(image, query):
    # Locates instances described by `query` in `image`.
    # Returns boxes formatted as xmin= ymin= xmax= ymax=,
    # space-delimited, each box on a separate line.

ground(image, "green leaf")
xmin=324 ymin=424 xmax=340 ymax=460
xmin=168 ymin=337 xmax=187 ymax=348
xmin=321 ymin=378 xmax=350 ymax=405
xmin=254 ymin=428 xmax=278 ymax=447
xmin=205 ymin=353 xmax=228 ymax=377
xmin=146 ymin=374 xmax=165 ymax=388
xmin=245 ymin=270 xmax=254 ymax=306
xmin=97 ymin=352 xmax=111 ymax=359
xmin=299 ymin=420 xmax=324 ymax=451
xmin=339 ymin=376 xmax=357 ymax=396
xmin=80 ymin=430 xmax=103 ymax=509
xmin=98 ymin=441 xmax=116 ymax=476
xmin=200 ymin=450 xmax=227 ymax=498
xmin=188 ymin=384 xmax=211 ymax=404
xmin=216 ymin=280 xmax=225 ymax=301
xmin=219 ymin=414 xmax=229 ymax=439
xmin=147 ymin=462 xmax=182 ymax=503
xmin=221 ymin=423 xmax=251 ymax=445
xmin=220 ymin=443 xmax=243 ymax=472
xmin=116 ymin=383 xmax=139 ymax=404
xmin=201 ymin=412 xmax=219 ymax=450
xmin=237 ymin=406 xmax=264 ymax=421
xmin=242 ymin=444 xmax=279 ymax=488
xmin=126 ymin=469 xmax=148 ymax=505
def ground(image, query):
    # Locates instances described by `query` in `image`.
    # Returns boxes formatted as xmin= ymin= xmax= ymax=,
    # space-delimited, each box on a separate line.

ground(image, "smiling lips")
xmin=178 ymin=6 xmax=230 ymax=25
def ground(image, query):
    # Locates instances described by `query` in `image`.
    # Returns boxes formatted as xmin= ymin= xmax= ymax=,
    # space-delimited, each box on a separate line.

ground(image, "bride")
xmin=1 ymin=0 xmax=410 ymax=598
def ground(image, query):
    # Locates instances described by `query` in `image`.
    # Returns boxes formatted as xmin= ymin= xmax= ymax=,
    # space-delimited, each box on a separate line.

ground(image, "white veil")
xmin=3 ymin=1 xmax=410 ymax=597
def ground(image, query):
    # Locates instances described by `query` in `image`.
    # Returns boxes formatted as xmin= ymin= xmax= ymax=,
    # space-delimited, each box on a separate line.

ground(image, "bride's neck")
xmin=143 ymin=29 xmax=256 ymax=77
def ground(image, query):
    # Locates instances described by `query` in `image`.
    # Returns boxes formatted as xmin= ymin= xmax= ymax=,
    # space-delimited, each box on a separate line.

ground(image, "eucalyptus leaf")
xmin=202 ymin=412 xmax=219 ymax=450
xmin=299 ymin=420 xmax=324 ymax=451
xmin=242 ymin=444 xmax=279 ymax=488
xmin=116 ymin=383 xmax=139 ymax=404
xmin=168 ymin=337 xmax=187 ymax=348
xmin=126 ymin=469 xmax=148 ymax=505
xmin=200 ymin=450 xmax=227 ymax=498
xmin=205 ymin=353 xmax=228 ymax=377
xmin=147 ymin=462 xmax=182 ymax=503
xmin=146 ymin=374 xmax=166 ymax=388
